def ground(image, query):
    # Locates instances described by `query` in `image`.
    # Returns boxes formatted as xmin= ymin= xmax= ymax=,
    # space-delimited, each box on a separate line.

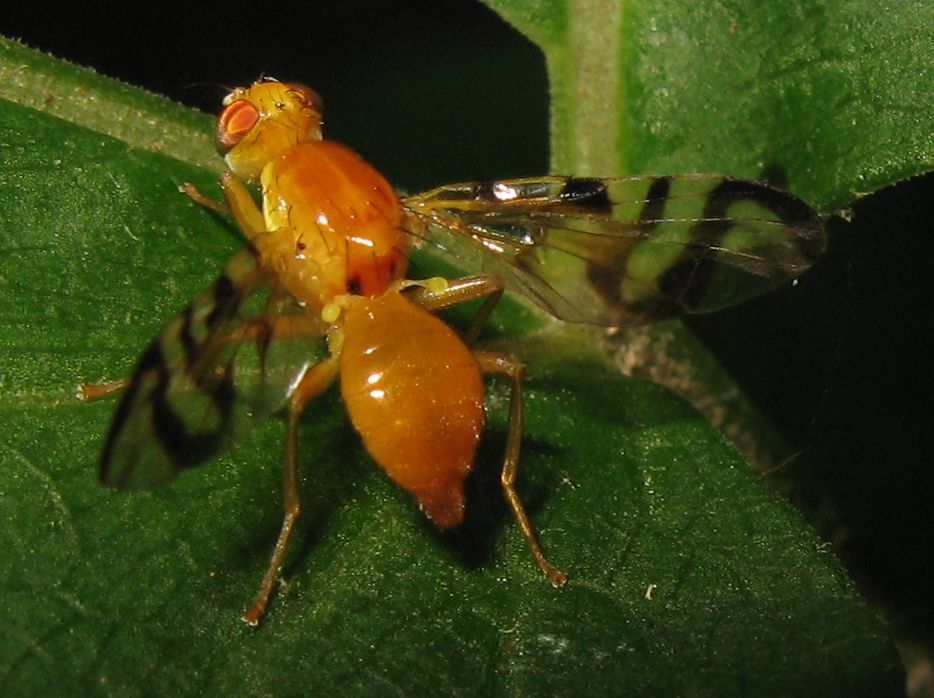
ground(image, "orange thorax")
xmin=258 ymin=140 xmax=408 ymax=307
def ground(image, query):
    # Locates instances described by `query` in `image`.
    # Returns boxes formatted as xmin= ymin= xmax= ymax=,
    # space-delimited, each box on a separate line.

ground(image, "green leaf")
xmin=490 ymin=0 xmax=933 ymax=212
xmin=0 ymin=0 xmax=917 ymax=692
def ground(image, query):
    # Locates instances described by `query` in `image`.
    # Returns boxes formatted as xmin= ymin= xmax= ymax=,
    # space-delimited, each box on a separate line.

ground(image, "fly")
xmin=80 ymin=79 xmax=824 ymax=625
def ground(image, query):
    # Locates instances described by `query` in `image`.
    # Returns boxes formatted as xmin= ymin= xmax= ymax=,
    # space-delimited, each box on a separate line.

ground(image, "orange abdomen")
xmin=261 ymin=140 xmax=408 ymax=302
xmin=339 ymin=292 xmax=484 ymax=528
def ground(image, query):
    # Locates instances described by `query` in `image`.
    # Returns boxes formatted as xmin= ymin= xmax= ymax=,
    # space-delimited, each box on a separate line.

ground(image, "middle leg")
xmin=404 ymin=274 xmax=504 ymax=345
xmin=242 ymin=355 xmax=340 ymax=625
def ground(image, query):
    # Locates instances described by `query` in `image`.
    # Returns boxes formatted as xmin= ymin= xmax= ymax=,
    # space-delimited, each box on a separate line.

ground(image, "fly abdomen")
xmin=339 ymin=291 xmax=485 ymax=528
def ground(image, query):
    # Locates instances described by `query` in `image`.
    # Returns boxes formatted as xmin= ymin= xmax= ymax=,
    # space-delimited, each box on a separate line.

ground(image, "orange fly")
xmin=81 ymin=79 xmax=824 ymax=625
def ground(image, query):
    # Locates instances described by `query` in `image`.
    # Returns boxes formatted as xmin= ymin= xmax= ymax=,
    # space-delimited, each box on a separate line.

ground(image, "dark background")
xmin=0 ymin=1 xmax=548 ymax=191
xmin=3 ymin=0 xmax=933 ymax=685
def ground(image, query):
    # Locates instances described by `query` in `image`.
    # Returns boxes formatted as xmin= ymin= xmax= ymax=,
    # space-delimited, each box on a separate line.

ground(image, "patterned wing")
xmin=404 ymin=175 xmax=825 ymax=326
xmin=100 ymin=248 xmax=329 ymax=490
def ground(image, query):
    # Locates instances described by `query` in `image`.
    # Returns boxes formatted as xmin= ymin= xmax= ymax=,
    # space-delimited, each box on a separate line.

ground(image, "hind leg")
xmin=474 ymin=350 xmax=567 ymax=587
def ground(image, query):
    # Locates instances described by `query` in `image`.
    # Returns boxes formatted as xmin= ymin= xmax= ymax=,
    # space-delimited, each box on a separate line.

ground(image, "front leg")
xmin=182 ymin=171 xmax=266 ymax=243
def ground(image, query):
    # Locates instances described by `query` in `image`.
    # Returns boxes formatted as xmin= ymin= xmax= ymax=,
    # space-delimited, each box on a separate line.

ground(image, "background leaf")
xmin=3 ymin=0 xmax=929 ymax=693
xmin=491 ymin=0 xmax=933 ymax=211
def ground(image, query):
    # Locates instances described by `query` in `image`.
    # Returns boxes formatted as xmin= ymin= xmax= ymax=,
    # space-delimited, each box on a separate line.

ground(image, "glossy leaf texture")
xmin=1 ymin=0 xmax=927 ymax=692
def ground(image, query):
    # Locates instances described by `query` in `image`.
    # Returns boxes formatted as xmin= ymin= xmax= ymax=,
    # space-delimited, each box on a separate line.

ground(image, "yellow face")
xmin=216 ymin=80 xmax=323 ymax=181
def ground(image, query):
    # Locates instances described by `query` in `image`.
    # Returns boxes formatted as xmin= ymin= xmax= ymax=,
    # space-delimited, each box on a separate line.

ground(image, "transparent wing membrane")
xmin=405 ymin=175 xmax=824 ymax=325
xmin=100 ymin=248 xmax=329 ymax=489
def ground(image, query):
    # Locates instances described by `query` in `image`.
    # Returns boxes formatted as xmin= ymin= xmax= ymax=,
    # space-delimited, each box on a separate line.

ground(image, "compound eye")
xmin=216 ymin=99 xmax=259 ymax=154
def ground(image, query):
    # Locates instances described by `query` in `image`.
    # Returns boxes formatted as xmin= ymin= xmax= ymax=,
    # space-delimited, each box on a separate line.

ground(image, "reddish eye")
xmin=216 ymin=99 xmax=259 ymax=154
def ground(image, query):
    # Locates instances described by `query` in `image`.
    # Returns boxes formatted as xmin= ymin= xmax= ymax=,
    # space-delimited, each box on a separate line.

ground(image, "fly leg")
xmin=80 ymin=173 xmax=268 ymax=407
xmin=406 ymin=276 xmax=566 ymax=584
xmin=76 ymin=378 xmax=131 ymax=401
xmin=404 ymin=275 xmax=503 ymax=345
xmin=242 ymin=356 xmax=340 ymax=626
xmin=179 ymin=182 xmax=229 ymax=217
xmin=75 ymin=314 xmax=321 ymax=405
xmin=183 ymin=172 xmax=266 ymax=242
xmin=474 ymin=350 xmax=567 ymax=587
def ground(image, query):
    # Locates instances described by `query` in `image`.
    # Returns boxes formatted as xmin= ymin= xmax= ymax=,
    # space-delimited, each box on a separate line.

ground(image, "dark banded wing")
xmin=100 ymin=248 xmax=329 ymax=490
xmin=403 ymin=175 xmax=825 ymax=325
